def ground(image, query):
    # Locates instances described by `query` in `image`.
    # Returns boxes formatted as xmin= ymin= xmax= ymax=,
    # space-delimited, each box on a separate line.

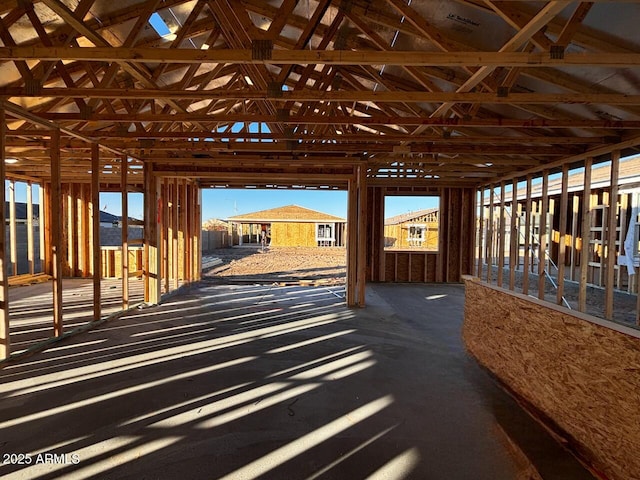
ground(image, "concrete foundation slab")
xmin=0 ymin=283 xmax=593 ymax=479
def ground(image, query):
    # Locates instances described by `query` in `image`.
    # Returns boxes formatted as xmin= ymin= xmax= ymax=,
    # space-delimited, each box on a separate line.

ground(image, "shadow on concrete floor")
xmin=0 ymin=283 xmax=593 ymax=479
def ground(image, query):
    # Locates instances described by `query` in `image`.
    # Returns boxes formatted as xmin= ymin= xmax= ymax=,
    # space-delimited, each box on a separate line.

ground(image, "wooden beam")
xmin=522 ymin=174 xmax=533 ymax=295
xmin=27 ymin=181 xmax=34 ymax=274
xmin=0 ymin=108 xmax=10 ymax=359
xmin=180 ymin=179 xmax=188 ymax=283
xmin=51 ymin=130 xmax=63 ymax=336
xmin=604 ymin=150 xmax=620 ymax=319
xmin=8 ymin=180 xmax=16 ymax=276
xmin=35 ymin=112 xmax=640 ymax=129
xmin=570 ymin=194 xmax=580 ymax=281
xmin=357 ymin=165 xmax=367 ymax=306
xmin=476 ymin=188 xmax=484 ymax=278
xmin=162 ymin=178 xmax=169 ymax=293
xmin=431 ymin=1 xmax=568 ymax=117
xmin=121 ymin=154 xmax=129 ymax=309
xmin=538 ymin=170 xmax=549 ymax=301
xmin=143 ymin=161 xmax=161 ymax=304
xmin=0 ymin=47 xmax=637 ymax=66
xmin=509 ymin=178 xmax=518 ymax=290
xmin=346 ymin=177 xmax=358 ymax=306
xmin=172 ymin=178 xmax=179 ymax=290
xmin=91 ymin=143 xmax=101 ymax=321
xmin=6 ymin=88 xmax=640 ymax=105
xmin=578 ymin=157 xmax=593 ymax=312
xmin=555 ymin=2 xmax=594 ymax=47
xmin=497 ymin=181 xmax=506 ymax=287
xmin=557 ymin=164 xmax=569 ymax=306
xmin=487 ymin=185 xmax=494 ymax=284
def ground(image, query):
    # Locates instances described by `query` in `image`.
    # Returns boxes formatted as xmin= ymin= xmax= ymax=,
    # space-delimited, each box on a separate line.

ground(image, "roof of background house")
xmin=227 ymin=204 xmax=345 ymax=223
xmin=5 ymin=202 xmax=139 ymax=224
xmin=385 ymin=208 xmax=439 ymax=226
xmin=488 ymin=154 xmax=640 ymax=204
xmin=4 ymin=202 xmax=40 ymax=220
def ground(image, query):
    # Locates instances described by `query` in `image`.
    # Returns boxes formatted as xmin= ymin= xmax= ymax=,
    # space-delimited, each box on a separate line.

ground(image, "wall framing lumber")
xmin=9 ymin=179 xmax=16 ymax=276
xmin=195 ymin=187 xmax=202 ymax=281
xmin=91 ymin=143 xmax=101 ymax=322
xmin=27 ymin=181 xmax=34 ymax=275
xmin=604 ymin=151 xmax=620 ymax=320
xmin=570 ymin=194 xmax=579 ymax=282
xmin=476 ymin=188 xmax=484 ymax=279
xmin=0 ymin=109 xmax=10 ymax=359
xmin=51 ymin=130 xmax=63 ymax=336
xmin=80 ymin=183 xmax=90 ymax=277
xmin=162 ymin=178 xmax=169 ymax=293
xmin=143 ymin=162 xmax=161 ymax=304
xmin=172 ymin=179 xmax=179 ymax=290
xmin=356 ymin=165 xmax=367 ymax=306
xmin=579 ymin=157 xmax=593 ymax=312
xmin=121 ymin=155 xmax=129 ymax=310
xmin=39 ymin=183 xmax=45 ymax=274
xmin=346 ymin=177 xmax=357 ymax=306
xmin=497 ymin=182 xmax=506 ymax=287
xmin=487 ymin=185 xmax=494 ymax=284
xmin=509 ymin=178 xmax=518 ymax=290
xmin=556 ymin=164 xmax=569 ymax=305
xmin=522 ymin=175 xmax=532 ymax=295
xmin=180 ymin=180 xmax=187 ymax=282
xmin=538 ymin=170 xmax=549 ymax=301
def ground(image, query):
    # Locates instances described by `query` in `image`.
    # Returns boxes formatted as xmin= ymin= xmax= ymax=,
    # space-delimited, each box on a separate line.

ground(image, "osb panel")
xmin=463 ymin=279 xmax=640 ymax=480
xmin=383 ymin=223 xmax=438 ymax=249
xmin=270 ymin=222 xmax=315 ymax=247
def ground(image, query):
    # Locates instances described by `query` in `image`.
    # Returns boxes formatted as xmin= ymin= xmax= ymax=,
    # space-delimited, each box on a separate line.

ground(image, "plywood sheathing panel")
xmin=463 ymin=279 xmax=640 ymax=480
xmin=270 ymin=222 xmax=316 ymax=247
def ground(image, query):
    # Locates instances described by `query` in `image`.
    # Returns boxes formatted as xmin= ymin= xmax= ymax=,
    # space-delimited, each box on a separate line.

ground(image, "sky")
xmin=99 ymin=188 xmax=439 ymax=221
xmin=5 ymin=182 xmax=439 ymax=222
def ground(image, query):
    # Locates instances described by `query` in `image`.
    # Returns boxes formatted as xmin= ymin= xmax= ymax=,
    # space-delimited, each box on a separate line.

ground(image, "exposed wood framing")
xmin=51 ymin=130 xmax=63 ymax=336
xmin=476 ymin=187 xmax=484 ymax=279
xmin=8 ymin=179 xmax=16 ymax=276
xmin=497 ymin=182 xmax=506 ymax=288
xmin=556 ymin=164 xmax=569 ymax=305
xmin=27 ymin=181 xmax=34 ymax=274
xmin=509 ymin=178 xmax=518 ymax=290
xmin=346 ymin=177 xmax=357 ymax=306
xmin=143 ymin=162 xmax=161 ymax=304
xmin=487 ymin=185 xmax=494 ymax=284
xmin=538 ymin=171 xmax=549 ymax=301
xmin=91 ymin=143 xmax=101 ymax=321
xmin=121 ymin=155 xmax=129 ymax=309
xmin=357 ymin=165 xmax=367 ymax=306
xmin=579 ymin=157 xmax=593 ymax=312
xmin=604 ymin=151 xmax=620 ymax=320
xmin=0 ymin=109 xmax=9 ymax=359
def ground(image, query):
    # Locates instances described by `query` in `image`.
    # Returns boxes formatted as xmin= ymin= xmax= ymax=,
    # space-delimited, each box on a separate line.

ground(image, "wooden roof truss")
xmin=0 ymin=0 xmax=639 ymax=188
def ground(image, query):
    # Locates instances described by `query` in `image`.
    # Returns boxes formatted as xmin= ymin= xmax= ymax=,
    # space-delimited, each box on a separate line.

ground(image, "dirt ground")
xmin=203 ymin=246 xmax=346 ymax=282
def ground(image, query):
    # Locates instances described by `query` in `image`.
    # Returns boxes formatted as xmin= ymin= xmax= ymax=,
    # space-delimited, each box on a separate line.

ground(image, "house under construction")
xmin=0 ymin=1 xmax=639 ymax=479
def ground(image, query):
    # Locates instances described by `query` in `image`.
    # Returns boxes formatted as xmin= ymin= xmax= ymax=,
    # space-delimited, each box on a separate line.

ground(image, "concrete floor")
xmin=7 ymin=278 xmax=145 ymax=355
xmin=0 ymin=282 xmax=594 ymax=480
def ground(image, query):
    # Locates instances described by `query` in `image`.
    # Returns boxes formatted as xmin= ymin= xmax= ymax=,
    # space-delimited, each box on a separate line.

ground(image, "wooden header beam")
xmin=0 ymin=47 xmax=638 ymax=67
xmin=34 ymin=113 xmax=640 ymax=129
xmin=2 ymin=88 xmax=639 ymax=105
